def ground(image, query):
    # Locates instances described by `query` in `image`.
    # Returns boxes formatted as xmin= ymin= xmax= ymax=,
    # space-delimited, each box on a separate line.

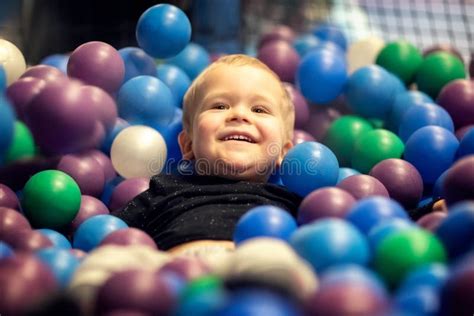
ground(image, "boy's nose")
xmin=227 ymin=106 xmax=250 ymax=123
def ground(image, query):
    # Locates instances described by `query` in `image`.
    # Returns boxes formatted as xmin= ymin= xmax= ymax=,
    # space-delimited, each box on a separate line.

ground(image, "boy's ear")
xmin=277 ymin=140 xmax=293 ymax=167
xmin=178 ymin=130 xmax=195 ymax=160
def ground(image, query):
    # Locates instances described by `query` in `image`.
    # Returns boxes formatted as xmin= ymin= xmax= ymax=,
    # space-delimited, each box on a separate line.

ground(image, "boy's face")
xmin=179 ymin=65 xmax=292 ymax=182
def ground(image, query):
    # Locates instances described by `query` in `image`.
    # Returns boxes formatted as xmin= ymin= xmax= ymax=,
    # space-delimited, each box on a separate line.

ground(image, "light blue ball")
xmin=0 ymin=241 xmax=14 ymax=259
xmin=156 ymin=64 xmax=191 ymax=108
xmin=367 ymin=218 xmax=415 ymax=250
xmin=119 ymin=47 xmax=157 ymax=84
xmin=0 ymin=95 xmax=16 ymax=163
xmin=165 ymin=42 xmax=211 ymax=80
xmin=36 ymin=228 xmax=72 ymax=249
xmin=35 ymin=248 xmax=81 ymax=287
xmin=0 ymin=65 xmax=7 ymax=91
xmin=337 ymin=167 xmax=361 ymax=183
xmin=397 ymin=263 xmax=449 ymax=293
xmin=293 ymin=33 xmax=319 ymax=57
xmin=40 ymin=54 xmax=69 ymax=74
xmin=312 ymin=23 xmax=348 ymax=51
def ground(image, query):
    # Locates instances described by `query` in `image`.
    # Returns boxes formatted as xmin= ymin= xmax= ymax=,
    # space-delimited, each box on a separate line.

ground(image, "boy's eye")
xmin=252 ymin=106 xmax=269 ymax=114
xmin=213 ymin=103 xmax=228 ymax=110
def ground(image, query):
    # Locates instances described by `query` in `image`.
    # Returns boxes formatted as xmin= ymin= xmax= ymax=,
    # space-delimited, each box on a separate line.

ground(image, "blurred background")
xmin=0 ymin=0 xmax=473 ymax=65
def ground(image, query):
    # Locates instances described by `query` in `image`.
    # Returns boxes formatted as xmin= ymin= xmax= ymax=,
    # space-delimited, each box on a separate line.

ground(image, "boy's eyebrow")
xmin=201 ymin=91 xmax=278 ymax=105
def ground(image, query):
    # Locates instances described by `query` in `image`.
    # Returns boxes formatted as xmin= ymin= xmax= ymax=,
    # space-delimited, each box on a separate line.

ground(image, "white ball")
xmin=0 ymin=38 xmax=26 ymax=85
xmin=111 ymin=125 xmax=167 ymax=178
xmin=347 ymin=36 xmax=385 ymax=75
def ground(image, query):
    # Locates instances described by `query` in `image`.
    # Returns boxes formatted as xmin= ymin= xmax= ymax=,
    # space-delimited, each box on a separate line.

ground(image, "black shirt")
xmin=112 ymin=173 xmax=302 ymax=250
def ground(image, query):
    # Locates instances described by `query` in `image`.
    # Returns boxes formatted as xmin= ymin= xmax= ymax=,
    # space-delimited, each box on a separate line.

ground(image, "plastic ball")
xmin=21 ymin=64 xmax=66 ymax=83
xmin=233 ymin=205 xmax=297 ymax=244
xmin=302 ymin=105 xmax=341 ymax=141
xmin=158 ymin=256 xmax=210 ymax=281
xmin=337 ymin=167 xmax=361 ymax=183
xmin=80 ymin=85 xmax=118 ymax=133
xmin=323 ymin=115 xmax=373 ymax=166
xmin=293 ymin=33 xmax=319 ymax=57
xmin=36 ymin=228 xmax=71 ymax=249
xmin=23 ymin=79 xmax=97 ymax=155
xmin=457 ymin=128 xmax=474 ymax=159
xmin=374 ymin=228 xmax=446 ymax=287
xmin=292 ymin=129 xmax=315 ymax=145
xmin=336 ymin=174 xmax=389 ymax=200
xmin=67 ymin=41 xmax=125 ymax=93
xmin=280 ymin=141 xmax=339 ymax=197
xmin=435 ymin=201 xmax=474 ymax=259
xmin=108 ymin=177 xmax=149 ymax=211
xmin=455 ymin=124 xmax=474 ymax=140
xmin=3 ymin=229 xmax=53 ymax=252
xmin=0 ymin=184 xmax=19 ymax=210
xmin=404 ymin=126 xmax=459 ymax=184
xmin=443 ymin=155 xmax=474 ymax=206
xmin=0 ymin=38 xmax=27 ymax=84
xmin=57 ymin=152 xmax=106 ymax=197
xmin=4 ymin=121 xmax=36 ymax=164
xmin=153 ymin=108 xmax=183 ymax=164
xmin=0 ymin=253 xmax=58 ymax=315
xmin=100 ymin=176 xmax=124 ymax=206
xmin=0 ymin=241 xmax=13 ymax=259
xmin=394 ymin=286 xmax=439 ymax=316
xmin=297 ymin=187 xmax=356 ymax=224
xmin=423 ymin=44 xmax=464 ymax=63
xmin=101 ymin=118 xmax=130 ymax=155
xmin=117 ymin=75 xmax=175 ymax=126
xmin=386 ymin=90 xmax=433 ymax=132
xmin=0 ymin=65 xmax=6 ymax=91
xmin=70 ymin=195 xmax=109 ymax=231
xmin=258 ymin=25 xmax=295 ymax=48
xmin=296 ymin=47 xmax=347 ymax=104
xmin=136 ymin=4 xmax=191 ymax=59
xmin=290 ymin=218 xmax=370 ymax=272
xmin=156 ymin=64 xmax=191 ymax=108
xmin=398 ymin=102 xmax=454 ymax=142
xmin=376 ymin=41 xmax=423 ymax=85
xmin=415 ymin=51 xmax=466 ymax=99
xmin=5 ymin=76 xmax=46 ymax=120
xmin=258 ymin=40 xmax=300 ymax=83
xmin=111 ymin=125 xmax=167 ymax=179
xmin=437 ymin=79 xmax=474 ymax=129
xmin=99 ymin=228 xmax=157 ymax=249
xmin=72 ymin=214 xmax=128 ymax=252
xmin=347 ymin=36 xmax=385 ymax=74
xmin=36 ymin=248 xmax=81 ymax=287
xmin=345 ymin=65 xmax=405 ymax=120
xmin=346 ymin=196 xmax=409 ymax=235
xmin=417 ymin=211 xmax=448 ymax=232
xmin=0 ymin=96 xmax=15 ymax=162
xmin=0 ymin=207 xmax=31 ymax=240
xmin=165 ymin=42 xmax=210 ymax=80
xmin=398 ymin=263 xmax=449 ymax=293
xmin=119 ymin=46 xmax=156 ymax=84
xmin=439 ymin=259 xmax=474 ymax=315
xmin=40 ymin=53 xmax=69 ymax=73
xmin=367 ymin=218 xmax=414 ymax=250
xmin=369 ymin=159 xmax=424 ymax=209
xmin=284 ymin=87 xmax=309 ymax=131
xmin=87 ymin=149 xmax=117 ymax=182
xmin=312 ymin=23 xmax=347 ymax=51
xmin=22 ymin=170 xmax=81 ymax=229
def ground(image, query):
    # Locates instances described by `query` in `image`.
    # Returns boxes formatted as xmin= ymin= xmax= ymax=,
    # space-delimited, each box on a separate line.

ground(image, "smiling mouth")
xmin=221 ymin=134 xmax=256 ymax=143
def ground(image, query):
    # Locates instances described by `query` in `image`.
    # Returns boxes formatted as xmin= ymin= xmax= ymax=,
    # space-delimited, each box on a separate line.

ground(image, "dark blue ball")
xmin=165 ymin=43 xmax=210 ymax=80
xmin=456 ymin=127 xmax=474 ymax=159
xmin=118 ymin=47 xmax=156 ymax=84
xmin=0 ymin=95 xmax=15 ymax=163
xmin=0 ymin=65 xmax=7 ymax=91
xmin=40 ymin=54 xmax=69 ymax=74
xmin=156 ymin=64 xmax=191 ymax=108
xmin=36 ymin=228 xmax=72 ymax=249
xmin=386 ymin=91 xmax=433 ymax=132
xmin=0 ymin=241 xmax=13 ymax=259
xmin=312 ymin=23 xmax=347 ymax=51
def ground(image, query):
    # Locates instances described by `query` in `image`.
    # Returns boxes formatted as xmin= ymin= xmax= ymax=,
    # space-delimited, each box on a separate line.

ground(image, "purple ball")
xmin=24 ymin=79 xmax=97 ymax=155
xmin=158 ymin=256 xmax=211 ymax=281
xmin=0 ymin=253 xmax=58 ymax=315
xmin=284 ymin=83 xmax=309 ymax=129
xmin=437 ymin=79 xmax=474 ymax=129
xmin=258 ymin=40 xmax=300 ymax=83
xmin=292 ymin=129 xmax=315 ymax=145
xmin=443 ymin=155 xmax=474 ymax=205
xmin=439 ymin=261 xmax=474 ymax=315
xmin=0 ymin=207 xmax=31 ymax=240
xmin=416 ymin=211 xmax=448 ymax=232
xmin=337 ymin=175 xmax=389 ymax=200
xmin=6 ymin=77 xmax=46 ymax=120
xmin=70 ymin=195 xmax=109 ymax=231
xmin=57 ymin=153 xmax=106 ymax=197
xmin=80 ymin=85 xmax=118 ymax=133
xmin=423 ymin=44 xmax=464 ymax=64
xmin=20 ymin=64 xmax=66 ymax=83
xmin=3 ymin=229 xmax=53 ymax=252
xmin=68 ymin=41 xmax=125 ymax=93
xmin=258 ymin=25 xmax=295 ymax=48
xmin=456 ymin=125 xmax=474 ymax=140
xmin=96 ymin=269 xmax=174 ymax=315
xmin=99 ymin=228 xmax=157 ymax=249
xmin=369 ymin=159 xmax=424 ymax=209
xmin=0 ymin=184 xmax=19 ymax=210
xmin=87 ymin=149 xmax=117 ymax=182
xmin=302 ymin=105 xmax=341 ymax=141
xmin=298 ymin=187 xmax=356 ymax=224
xmin=108 ymin=177 xmax=149 ymax=211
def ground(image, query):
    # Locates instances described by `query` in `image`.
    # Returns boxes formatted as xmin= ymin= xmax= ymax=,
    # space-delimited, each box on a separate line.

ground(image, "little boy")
xmin=113 ymin=54 xmax=301 ymax=254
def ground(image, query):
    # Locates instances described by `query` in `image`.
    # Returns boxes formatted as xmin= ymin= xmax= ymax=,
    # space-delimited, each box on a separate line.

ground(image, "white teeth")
xmin=224 ymin=135 xmax=254 ymax=142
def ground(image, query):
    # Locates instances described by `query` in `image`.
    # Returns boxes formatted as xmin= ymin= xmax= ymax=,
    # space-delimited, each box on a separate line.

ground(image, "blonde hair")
xmin=182 ymin=54 xmax=295 ymax=141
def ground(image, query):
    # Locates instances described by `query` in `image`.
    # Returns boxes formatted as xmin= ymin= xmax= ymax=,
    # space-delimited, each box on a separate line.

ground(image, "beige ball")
xmin=0 ymin=38 xmax=26 ymax=85
xmin=347 ymin=36 xmax=385 ymax=75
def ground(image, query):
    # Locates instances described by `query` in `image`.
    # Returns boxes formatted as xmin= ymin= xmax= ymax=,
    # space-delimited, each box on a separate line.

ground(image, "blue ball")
xmin=290 ymin=218 xmax=370 ymax=272
xmin=117 ymin=75 xmax=175 ymax=126
xmin=296 ymin=47 xmax=347 ymax=104
xmin=0 ymin=241 xmax=14 ymax=259
xmin=435 ymin=201 xmax=474 ymax=259
xmin=432 ymin=169 xmax=449 ymax=199
xmin=404 ymin=126 xmax=459 ymax=184
xmin=456 ymin=127 xmax=474 ymax=159
xmin=100 ymin=176 xmax=124 ymax=206
xmin=153 ymin=108 xmax=183 ymax=166
xmin=386 ymin=91 xmax=433 ymax=132
xmin=119 ymin=47 xmax=157 ymax=84
xmin=397 ymin=263 xmax=449 ymax=293
xmin=0 ymin=95 xmax=15 ymax=163
xmin=337 ymin=167 xmax=361 ymax=183
xmin=36 ymin=228 xmax=72 ymax=249
xmin=398 ymin=102 xmax=454 ymax=142
xmin=165 ymin=42 xmax=211 ymax=80
xmin=233 ymin=205 xmax=298 ymax=245
xmin=35 ymin=248 xmax=81 ymax=287
xmin=136 ymin=4 xmax=191 ymax=59
xmin=293 ymin=33 xmax=319 ymax=57
xmin=312 ymin=23 xmax=348 ymax=51
xmin=101 ymin=119 xmax=130 ymax=155
xmin=367 ymin=218 xmax=415 ymax=250
xmin=346 ymin=196 xmax=409 ymax=236
xmin=0 ymin=65 xmax=6 ymax=91
xmin=394 ymin=286 xmax=440 ymax=316
xmin=156 ymin=64 xmax=191 ymax=108
xmin=73 ymin=214 xmax=128 ymax=252
xmin=40 ymin=54 xmax=69 ymax=74
xmin=345 ymin=65 xmax=406 ymax=120
xmin=280 ymin=141 xmax=339 ymax=197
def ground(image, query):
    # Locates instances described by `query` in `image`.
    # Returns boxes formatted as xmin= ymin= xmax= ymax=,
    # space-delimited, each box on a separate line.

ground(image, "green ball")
xmin=416 ymin=51 xmax=466 ymax=99
xmin=5 ymin=121 xmax=36 ymax=164
xmin=180 ymin=275 xmax=223 ymax=302
xmin=351 ymin=129 xmax=404 ymax=174
xmin=323 ymin=115 xmax=373 ymax=166
xmin=22 ymin=170 xmax=81 ymax=228
xmin=374 ymin=228 xmax=446 ymax=287
xmin=376 ymin=41 xmax=423 ymax=85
